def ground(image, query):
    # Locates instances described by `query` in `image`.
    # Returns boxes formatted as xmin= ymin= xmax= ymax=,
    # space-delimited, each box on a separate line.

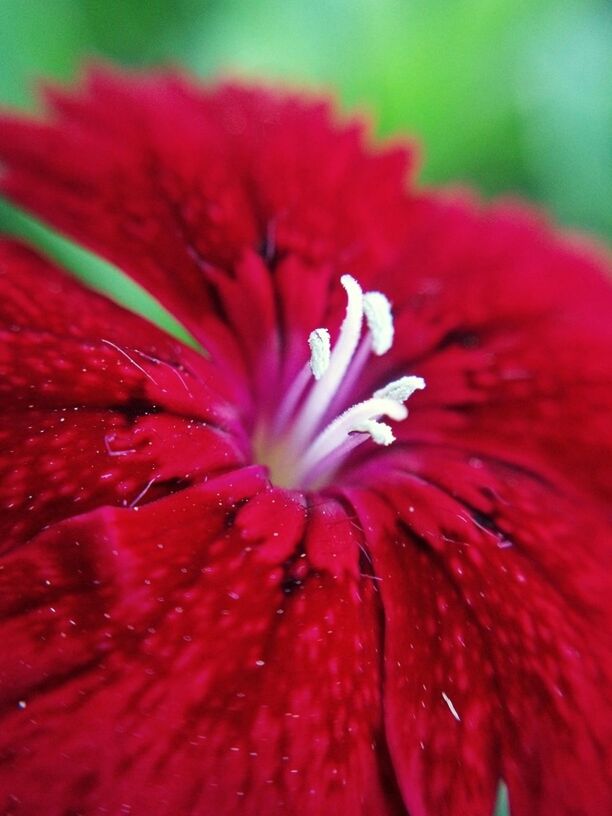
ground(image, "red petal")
xmin=0 ymin=241 xmax=247 ymax=548
xmin=344 ymin=447 xmax=612 ymax=816
xmin=0 ymin=476 xmax=404 ymax=815
xmin=352 ymin=196 xmax=612 ymax=505
xmin=0 ymin=408 xmax=244 ymax=553
xmin=0 ymin=240 xmax=247 ymax=413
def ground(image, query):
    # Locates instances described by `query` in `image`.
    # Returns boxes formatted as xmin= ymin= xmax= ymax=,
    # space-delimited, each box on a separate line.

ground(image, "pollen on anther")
xmin=355 ymin=419 xmax=395 ymax=446
xmin=363 ymin=291 xmax=394 ymax=355
xmin=308 ymin=328 xmax=331 ymax=380
xmin=374 ymin=375 xmax=426 ymax=402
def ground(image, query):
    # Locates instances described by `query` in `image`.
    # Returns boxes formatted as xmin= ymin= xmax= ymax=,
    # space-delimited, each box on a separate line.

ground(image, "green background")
xmin=1 ymin=0 xmax=610 ymax=238
xmin=1 ymin=2 xmax=606 ymax=812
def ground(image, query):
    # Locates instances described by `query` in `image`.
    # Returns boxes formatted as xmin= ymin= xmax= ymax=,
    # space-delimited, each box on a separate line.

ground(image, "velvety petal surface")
xmin=343 ymin=196 xmax=612 ymax=504
xmin=0 ymin=470 xmax=404 ymax=816
xmin=335 ymin=205 xmax=612 ymax=810
xmin=0 ymin=239 xmax=247 ymax=551
xmin=342 ymin=447 xmax=612 ymax=816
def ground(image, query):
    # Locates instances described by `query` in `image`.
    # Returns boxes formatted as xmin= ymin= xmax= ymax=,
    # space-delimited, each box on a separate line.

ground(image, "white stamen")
xmin=258 ymin=274 xmax=426 ymax=489
xmin=295 ymin=396 xmax=407 ymax=480
xmin=374 ymin=375 xmax=426 ymax=402
xmin=355 ymin=419 xmax=395 ymax=446
xmin=308 ymin=328 xmax=331 ymax=380
xmin=363 ymin=291 xmax=394 ymax=355
xmin=290 ymin=275 xmax=364 ymax=447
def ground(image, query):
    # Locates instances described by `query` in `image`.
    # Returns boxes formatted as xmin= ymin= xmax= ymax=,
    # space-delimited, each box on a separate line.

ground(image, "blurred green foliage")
xmin=0 ymin=198 xmax=199 ymax=348
xmin=494 ymin=782 xmax=510 ymax=816
xmin=0 ymin=0 xmax=610 ymax=239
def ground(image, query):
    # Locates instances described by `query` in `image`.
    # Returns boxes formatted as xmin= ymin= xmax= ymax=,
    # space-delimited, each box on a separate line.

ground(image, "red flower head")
xmin=0 ymin=68 xmax=610 ymax=816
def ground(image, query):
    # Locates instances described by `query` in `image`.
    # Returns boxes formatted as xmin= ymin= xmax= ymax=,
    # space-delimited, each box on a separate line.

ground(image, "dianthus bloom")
xmin=0 ymin=68 xmax=611 ymax=816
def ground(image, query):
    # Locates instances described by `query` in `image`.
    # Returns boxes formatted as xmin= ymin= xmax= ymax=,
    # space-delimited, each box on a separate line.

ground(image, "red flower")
xmin=0 ymin=68 xmax=611 ymax=816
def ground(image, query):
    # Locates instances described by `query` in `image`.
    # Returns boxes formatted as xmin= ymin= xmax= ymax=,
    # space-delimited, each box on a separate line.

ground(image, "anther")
xmin=374 ymin=375 xmax=426 ymax=402
xmin=363 ymin=291 xmax=394 ymax=355
xmin=290 ymin=274 xmax=365 ymax=447
xmin=308 ymin=328 xmax=331 ymax=380
xmin=354 ymin=419 xmax=395 ymax=446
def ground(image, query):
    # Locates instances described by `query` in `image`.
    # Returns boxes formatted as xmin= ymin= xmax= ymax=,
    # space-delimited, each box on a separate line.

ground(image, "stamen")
xmin=294 ymin=396 xmax=408 ymax=482
xmin=308 ymin=328 xmax=331 ymax=380
xmin=326 ymin=289 xmax=394 ymax=415
xmin=290 ymin=274 xmax=364 ymax=448
xmin=258 ymin=275 xmax=425 ymax=489
xmin=354 ymin=419 xmax=395 ymax=445
xmin=363 ymin=291 xmax=394 ymax=355
xmin=374 ymin=375 xmax=426 ymax=402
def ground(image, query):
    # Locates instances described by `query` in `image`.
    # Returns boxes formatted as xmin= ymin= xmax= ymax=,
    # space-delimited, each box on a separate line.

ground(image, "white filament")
xmin=294 ymin=396 xmax=408 ymax=481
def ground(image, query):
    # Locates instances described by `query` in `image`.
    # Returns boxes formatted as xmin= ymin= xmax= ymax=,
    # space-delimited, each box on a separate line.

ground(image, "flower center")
xmin=254 ymin=275 xmax=425 ymax=489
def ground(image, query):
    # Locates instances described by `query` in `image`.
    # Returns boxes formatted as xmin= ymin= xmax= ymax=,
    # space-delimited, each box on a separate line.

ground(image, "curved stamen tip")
xmin=340 ymin=273 xmax=363 ymax=302
xmin=355 ymin=419 xmax=396 ymax=446
xmin=308 ymin=328 xmax=331 ymax=380
xmin=374 ymin=375 xmax=426 ymax=403
xmin=363 ymin=291 xmax=394 ymax=355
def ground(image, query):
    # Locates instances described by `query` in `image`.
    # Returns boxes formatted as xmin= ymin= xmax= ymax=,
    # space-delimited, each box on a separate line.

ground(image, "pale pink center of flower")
xmin=255 ymin=275 xmax=425 ymax=489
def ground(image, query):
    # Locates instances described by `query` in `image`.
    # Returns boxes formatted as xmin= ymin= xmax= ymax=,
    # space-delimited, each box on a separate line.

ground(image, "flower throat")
xmin=254 ymin=275 xmax=425 ymax=490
